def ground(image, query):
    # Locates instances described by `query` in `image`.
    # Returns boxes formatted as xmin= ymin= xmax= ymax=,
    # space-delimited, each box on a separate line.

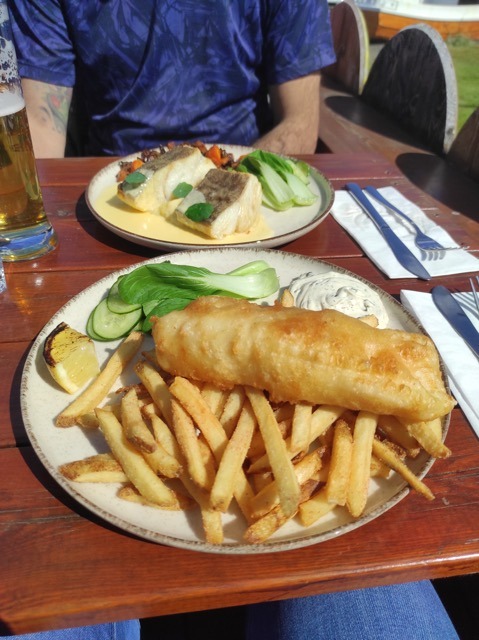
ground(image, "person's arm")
xmin=254 ymin=72 xmax=321 ymax=155
xmin=21 ymin=78 xmax=72 ymax=158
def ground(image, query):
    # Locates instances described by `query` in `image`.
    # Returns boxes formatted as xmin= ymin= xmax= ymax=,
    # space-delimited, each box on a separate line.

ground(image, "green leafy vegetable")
xmin=184 ymin=202 xmax=214 ymax=221
xmin=123 ymin=171 xmax=147 ymax=187
xmin=172 ymin=182 xmax=193 ymax=198
xmin=237 ymin=149 xmax=317 ymax=211
xmin=86 ymin=260 xmax=280 ymax=341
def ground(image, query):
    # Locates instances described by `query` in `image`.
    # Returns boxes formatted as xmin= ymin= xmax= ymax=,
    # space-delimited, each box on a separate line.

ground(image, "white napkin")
xmin=331 ymin=187 xmax=479 ymax=278
xmin=400 ymin=289 xmax=479 ymax=438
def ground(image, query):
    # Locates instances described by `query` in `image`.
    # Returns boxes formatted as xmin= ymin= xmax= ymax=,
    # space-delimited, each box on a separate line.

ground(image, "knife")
xmin=431 ymin=285 xmax=479 ymax=359
xmin=345 ymin=182 xmax=431 ymax=281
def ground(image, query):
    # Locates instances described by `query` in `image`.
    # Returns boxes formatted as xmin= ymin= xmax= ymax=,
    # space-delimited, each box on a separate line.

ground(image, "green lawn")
xmin=446 ymin=36 xmax=479 ymax=130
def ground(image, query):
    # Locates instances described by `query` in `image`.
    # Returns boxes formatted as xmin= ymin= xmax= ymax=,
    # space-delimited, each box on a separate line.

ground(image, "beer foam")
xmin=0 ymin=90 xmax=25 ymax=118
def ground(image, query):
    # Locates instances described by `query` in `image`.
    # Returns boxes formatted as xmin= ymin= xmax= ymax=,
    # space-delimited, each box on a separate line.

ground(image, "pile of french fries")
xmin=55 ymin=323 xmax=451 ymax=545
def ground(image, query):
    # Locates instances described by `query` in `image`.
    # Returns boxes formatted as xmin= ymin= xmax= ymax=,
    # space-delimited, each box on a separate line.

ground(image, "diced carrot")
xmin=205 ymin=144 xmax=223 ymax=167
xmin=130 ymin=159 xmax=144 ymax=171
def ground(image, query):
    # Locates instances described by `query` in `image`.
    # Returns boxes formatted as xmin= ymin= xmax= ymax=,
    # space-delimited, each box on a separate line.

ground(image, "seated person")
xmin=9 ymin=0 xmax=336 ymax=157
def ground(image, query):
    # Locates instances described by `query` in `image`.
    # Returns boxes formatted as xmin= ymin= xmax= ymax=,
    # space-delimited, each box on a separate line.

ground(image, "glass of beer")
xmin=0 ymin=1 xmax=57 ymax=261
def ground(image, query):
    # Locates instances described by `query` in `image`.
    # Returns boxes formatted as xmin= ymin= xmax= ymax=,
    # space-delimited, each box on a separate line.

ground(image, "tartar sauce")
xmin=288 ymin=271 xmax=389 ymax=328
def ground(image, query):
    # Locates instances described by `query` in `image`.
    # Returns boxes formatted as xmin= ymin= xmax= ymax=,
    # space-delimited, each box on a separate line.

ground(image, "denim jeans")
xmin=0 ymin=621 xmax=140 ymax=640
xmin=246 ymin=581 xmax=459 ymax=640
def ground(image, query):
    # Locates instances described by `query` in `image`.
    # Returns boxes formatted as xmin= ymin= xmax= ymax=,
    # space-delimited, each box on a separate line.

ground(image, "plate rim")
xmin=20 ymin=247 xmax=450 ymax=554
xmin=85 ymin=146 xmax=335 ymax=251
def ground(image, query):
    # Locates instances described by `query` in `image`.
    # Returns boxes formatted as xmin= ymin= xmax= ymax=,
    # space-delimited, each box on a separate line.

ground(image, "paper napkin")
xmin=400 ymin=289 xmax=479 ymax=438
xmin=331 ymin=187 xmax=479 ymax=278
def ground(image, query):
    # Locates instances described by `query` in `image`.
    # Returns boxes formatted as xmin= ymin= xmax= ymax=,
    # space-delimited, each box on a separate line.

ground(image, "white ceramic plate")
xmin=85 ymin=145 xmax=335 ymax=251
xmin=21 ymin=248 xmax=448 ymax=554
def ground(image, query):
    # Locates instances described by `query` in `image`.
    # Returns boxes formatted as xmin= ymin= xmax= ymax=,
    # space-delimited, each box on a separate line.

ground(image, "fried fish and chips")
xmin=55 ymin=286 xmax=453 ymax=545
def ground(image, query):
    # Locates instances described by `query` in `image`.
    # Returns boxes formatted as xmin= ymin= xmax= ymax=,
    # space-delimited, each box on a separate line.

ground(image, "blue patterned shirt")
xmin=10 ymin=0 xmax=335 ymax=156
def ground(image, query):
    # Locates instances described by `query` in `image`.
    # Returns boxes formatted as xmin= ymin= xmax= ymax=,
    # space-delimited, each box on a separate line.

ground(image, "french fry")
xmin=143 ymin=404 xmax=183 ymax=458
xmin=244 ymin=477 xmax=319 ymax=543
xmin=220 ymin=386 xmax=245 ymax=437
xmin=279 ymin=288 xmax=295 ymax=308
xmin=372 ymin=437 xmax=435 ymax=500
xmin=298 ymin=486 xmax=336 ymax=527
xmin=56 ymin=331 xmax=144 ymax=427
xmin=249 ymin=449 xmax=323 ymax=520
xmin=290 ymin=402 xmax=313 ymax=453
xmin=170 ymin=377 xmax=256 ymax=521
xmin=347 ymin=411 xmax=378 ymax=518
xmin=326 ymin=419 xmax=353 ymax=506
xmin=370 ymin=454 xmax=391 ymax=479
xmin=121 ymin=387 xmax=157 ymax=453
xmin=401 ymin=417 xmax=451 ymax=459
xmin=135 ymin=359 xmax=173 ymax=426
xmin=210 ymin=401 xmax=256 ymax=512
xmin=247 ymin=404 xmax=344 ymax=473
xmin=245 ymin=387 xmax=300 ymax=518
xmin=118 ymin=484 xmax=194 ymax=510
xmin=96 ymin=407 xmax=180 ymax=508
xmin=170 ymin=377 xmax=229 ymax=459
xmin=59 ymin=452 xmax=127 ymax=483
xmin=377 ymin=415 xmax=421 ymax=458
xmin=171 ymin=398 xmax=213 ymax=490
xmin=200 ymin=383 xmax=229 ymax=419
xmin=121 ymin=387 xmax=182 ymax=477
xmin=181 ymin=474 xmax=224 ymax=544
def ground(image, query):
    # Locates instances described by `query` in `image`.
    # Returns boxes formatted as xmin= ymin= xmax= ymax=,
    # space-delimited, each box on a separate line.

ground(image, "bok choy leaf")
xmin=236 ymin=150 xmax=317 ymax=211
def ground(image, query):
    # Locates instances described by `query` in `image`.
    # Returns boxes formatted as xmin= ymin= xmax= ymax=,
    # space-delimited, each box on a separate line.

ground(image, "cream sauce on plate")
xmin=94 ymin=184 xmax=272 ymax=245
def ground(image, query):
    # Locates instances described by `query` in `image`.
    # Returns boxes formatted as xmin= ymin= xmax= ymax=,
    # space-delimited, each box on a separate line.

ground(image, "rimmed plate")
xmin=85 ymin=145 xmax=335 ymax=251
xmin=21 ymin=248 xmax=449 ymax=554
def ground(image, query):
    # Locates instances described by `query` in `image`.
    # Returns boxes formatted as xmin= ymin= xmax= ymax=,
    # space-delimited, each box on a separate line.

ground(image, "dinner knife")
xmin=431 ymin=285 xmax=479 ymax=359
xmin=345 ymin=182 xmax=431 ymax=281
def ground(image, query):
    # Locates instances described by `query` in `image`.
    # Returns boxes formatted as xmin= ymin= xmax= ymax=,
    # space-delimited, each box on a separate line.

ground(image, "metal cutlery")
xmin=363 ymin=186 xmax=466 ymax=255
xmin=431 ymin=285 xmax=479 ymax=359
xmin=345 ymin=183 xmax=431 ymax=280
xmin=470 ymin=276 xmax=479 ymax=317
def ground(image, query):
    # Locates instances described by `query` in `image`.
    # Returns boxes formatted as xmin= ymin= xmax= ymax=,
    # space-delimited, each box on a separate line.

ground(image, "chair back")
xmin=448 ymin=105 xmax=479 ymax=182
xmin=361 ymin=24 xmax=458 ymax=155
xmin=323 ymin=0 xmax=370 ymax=95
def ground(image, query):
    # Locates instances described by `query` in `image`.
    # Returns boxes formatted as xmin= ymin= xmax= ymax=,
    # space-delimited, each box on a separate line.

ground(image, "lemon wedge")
xmin=43 ymin=322 xmax=100 ymax=394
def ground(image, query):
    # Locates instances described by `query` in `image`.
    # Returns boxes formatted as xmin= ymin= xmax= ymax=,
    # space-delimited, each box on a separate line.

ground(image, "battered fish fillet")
xmin=117 ymin=145 xmax=215 ymax=213
xmin=151 ymin=296 xmax=455 ymax=422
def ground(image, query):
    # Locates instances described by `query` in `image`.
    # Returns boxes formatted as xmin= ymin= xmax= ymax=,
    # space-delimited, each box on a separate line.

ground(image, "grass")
xmin=446 ymin=36 xmax=479 ymax=130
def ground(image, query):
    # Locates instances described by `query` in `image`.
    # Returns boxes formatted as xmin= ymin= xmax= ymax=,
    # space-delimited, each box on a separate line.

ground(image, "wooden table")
xmin=2 ymin=152 xmax=479 ymax=635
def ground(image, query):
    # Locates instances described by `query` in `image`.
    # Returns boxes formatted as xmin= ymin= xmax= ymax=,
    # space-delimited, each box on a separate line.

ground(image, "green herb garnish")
xmin=184 ymin=202 xmax=214 ymax=221
xmin=172 ymin=182 xmax=194 ymax=198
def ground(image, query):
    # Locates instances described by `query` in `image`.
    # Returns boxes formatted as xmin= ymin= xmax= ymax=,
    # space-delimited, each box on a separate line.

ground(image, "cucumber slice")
xmin=91 ymin=298 xmax=143 ymax=340
xmin=107 ymin=278 xmax=142 ymax=314
xmin=86 ymin=308 xmax=111 ymax=341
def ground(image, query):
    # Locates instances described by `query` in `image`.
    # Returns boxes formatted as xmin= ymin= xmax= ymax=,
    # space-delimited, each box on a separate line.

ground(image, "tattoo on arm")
xmin=37 ymin=86 xmax=71 ymax=135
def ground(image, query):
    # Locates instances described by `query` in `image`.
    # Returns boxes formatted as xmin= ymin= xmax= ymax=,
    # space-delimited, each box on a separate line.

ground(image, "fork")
xmin=470 ymin=276 xmax=479 ymax=317
xmin=364 ymin=186 xmax=465 ymax=254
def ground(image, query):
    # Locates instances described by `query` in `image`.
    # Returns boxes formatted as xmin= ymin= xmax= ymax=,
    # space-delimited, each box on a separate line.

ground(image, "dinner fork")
xmin=364 ymin=186 xmax=465 ymax=254
xmin=470 ymin=276 xmax=479 ymax=317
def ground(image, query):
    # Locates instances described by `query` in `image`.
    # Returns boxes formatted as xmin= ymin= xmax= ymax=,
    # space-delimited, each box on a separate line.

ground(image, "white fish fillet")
xmin=175 ymin=168 xmax=262 ymax=238
xmin=117 ymin=146 xmax=215 ymax=213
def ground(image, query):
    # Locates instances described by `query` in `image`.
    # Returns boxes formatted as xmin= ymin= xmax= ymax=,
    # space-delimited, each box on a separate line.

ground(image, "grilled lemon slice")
xmin=43 ymin=322 xmax=100 ymax=393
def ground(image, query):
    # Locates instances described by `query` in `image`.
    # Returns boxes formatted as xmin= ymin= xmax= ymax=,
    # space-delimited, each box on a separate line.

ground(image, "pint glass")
xmin=0 ymin=1 xmax=57 ymax=261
